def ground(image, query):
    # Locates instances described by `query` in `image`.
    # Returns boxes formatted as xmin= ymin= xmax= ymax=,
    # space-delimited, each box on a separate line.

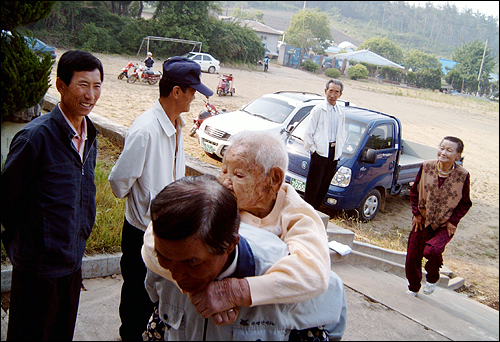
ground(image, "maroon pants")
xmin=405 ymin=224 xmax=452 ymax=292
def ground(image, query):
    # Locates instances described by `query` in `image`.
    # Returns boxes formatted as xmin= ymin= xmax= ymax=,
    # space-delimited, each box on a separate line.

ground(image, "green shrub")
xmin=1 ymin=31 xmax=54 ymax=120
xmin=301 ymin=60 xmax=319 ymax=72
xmin=325 ymin=68 xmax=341 ymax=78
xmin=347 ymin=64 xmax=369 ymax=80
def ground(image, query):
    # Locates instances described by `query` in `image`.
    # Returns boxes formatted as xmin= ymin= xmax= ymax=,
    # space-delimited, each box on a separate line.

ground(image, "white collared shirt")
xmin=59 ymin=104 xmax=88 ymax=161
xmin=108 ymin=100 xmax=186 ymax=231
xmin=328 ymin=103 xmax=338 ymax=143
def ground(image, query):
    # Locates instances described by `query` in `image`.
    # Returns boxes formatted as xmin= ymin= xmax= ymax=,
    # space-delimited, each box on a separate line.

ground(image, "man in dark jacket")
xmin=1 ymin=50 xmax=103 ymax=341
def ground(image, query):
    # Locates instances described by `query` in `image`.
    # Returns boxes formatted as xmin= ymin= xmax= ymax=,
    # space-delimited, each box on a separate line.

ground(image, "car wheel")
xmin=208 ymin=66 xmax=215 ymax=74
xmin=356 ymin=188 xmax=381 ymax=222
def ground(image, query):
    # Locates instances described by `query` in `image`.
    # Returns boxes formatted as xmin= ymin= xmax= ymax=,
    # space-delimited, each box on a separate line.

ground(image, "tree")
xmin=452 ymin=39 xmax=495 ymax=79
xmin=347 ymin=64 xmax=369 ymax=80
xmin=403 ymin=49 xmax=441 ymax=72
xmin=285 ymin=8 xmax=333 ymax=55
xmin=1 ymin=1 xmax=55 ymax=121
xmin=444 ymin=69 xmax=462 ymax=90
xmin=358 ymin=36 xmax=404 ymax=64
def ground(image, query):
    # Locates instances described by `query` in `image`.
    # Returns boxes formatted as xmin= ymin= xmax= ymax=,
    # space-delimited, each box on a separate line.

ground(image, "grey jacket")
xmin=145 ymin=223 xmax=347 ymax=341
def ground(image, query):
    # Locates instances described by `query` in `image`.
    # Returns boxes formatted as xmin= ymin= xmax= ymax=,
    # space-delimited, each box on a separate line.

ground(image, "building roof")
xmin=237 ymin=19 xmax=284 ymax=35
xmin=332 ymin=49 xmax=404 ymax=69
xmin=338 ymin=41 xmax=357 ymax=50
xmin=325 ymin=46 xmax=354 ymax=54
xmin=438 ymin=58 xmax=457 ymax=75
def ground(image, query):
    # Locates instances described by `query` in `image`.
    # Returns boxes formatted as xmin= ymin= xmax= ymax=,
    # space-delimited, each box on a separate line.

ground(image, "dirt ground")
xmin=48 ymin=49 xmax=499 ymax=309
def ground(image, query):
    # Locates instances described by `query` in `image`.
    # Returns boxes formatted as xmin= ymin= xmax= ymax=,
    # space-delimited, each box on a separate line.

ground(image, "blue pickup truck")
xmin=283 ymin=103 xmax=438 ymax=222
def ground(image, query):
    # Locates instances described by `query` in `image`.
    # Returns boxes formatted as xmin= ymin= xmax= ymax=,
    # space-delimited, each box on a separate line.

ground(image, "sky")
xmin=406 ymin=1 xmax=499 ymax=18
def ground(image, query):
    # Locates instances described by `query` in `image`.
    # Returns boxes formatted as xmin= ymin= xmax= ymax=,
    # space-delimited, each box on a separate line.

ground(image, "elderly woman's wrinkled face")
xmin=219 ymin=144 xmax=273 ymax=215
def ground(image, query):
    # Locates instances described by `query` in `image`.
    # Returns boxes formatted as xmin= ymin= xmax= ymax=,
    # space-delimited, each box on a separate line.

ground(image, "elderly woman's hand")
xmin=188 ymin=278 xmax=252 ymax=323
xmin=412 ymin=214 xmax=424 ymax=232
xmin=446 ymin=221 xmax=457 ymax=237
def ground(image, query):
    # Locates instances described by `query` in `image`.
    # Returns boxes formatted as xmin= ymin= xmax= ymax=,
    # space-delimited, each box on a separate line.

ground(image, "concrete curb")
xmin=1 ymin=253 xmax=122 ymax=293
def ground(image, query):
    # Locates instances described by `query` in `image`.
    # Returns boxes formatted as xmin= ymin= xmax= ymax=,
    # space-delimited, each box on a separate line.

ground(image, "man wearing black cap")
xmin=108 ymin=56 xmax=213 ymax=341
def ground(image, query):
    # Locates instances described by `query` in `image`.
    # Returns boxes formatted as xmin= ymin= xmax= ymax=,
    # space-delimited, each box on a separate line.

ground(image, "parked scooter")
xmin=216 ymin=74 xmax=235 ymax=96
xmin=189 ymin=99 xmax=225 ymax=137
xmin=127 ymin=63 xmax=162 ymax=85
xmin=117 ymin=61 xmax=135 ymax=80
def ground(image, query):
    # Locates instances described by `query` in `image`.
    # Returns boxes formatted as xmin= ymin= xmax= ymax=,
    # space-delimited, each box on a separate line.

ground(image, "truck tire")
xmin=357 ymin=188 xmax=381 ymax=222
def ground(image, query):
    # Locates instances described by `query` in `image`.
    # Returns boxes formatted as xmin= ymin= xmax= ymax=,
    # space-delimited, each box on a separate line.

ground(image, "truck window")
xmin=289 ymin=106 xmax=314 ymax=128
xmin=367 ymin=124 xmax=393 ymax=150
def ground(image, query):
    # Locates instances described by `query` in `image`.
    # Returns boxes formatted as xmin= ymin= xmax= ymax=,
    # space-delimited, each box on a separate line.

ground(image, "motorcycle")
xmin=117 ymin=61 xmax=135 ymax=80
xmin=216 ymin=73 xmax=235 ymax=97
xmin=127 ymin=63 xmax=162 ymax=85
xmin=189 ymin=100 xmax=225 ymax=137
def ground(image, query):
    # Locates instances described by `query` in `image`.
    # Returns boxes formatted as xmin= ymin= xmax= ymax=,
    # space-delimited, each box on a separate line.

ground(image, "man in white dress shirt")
xmin=108 ymin=56 xmax=213 ymax=341
xmin=303 ymin=79 xmax=346 ymax=210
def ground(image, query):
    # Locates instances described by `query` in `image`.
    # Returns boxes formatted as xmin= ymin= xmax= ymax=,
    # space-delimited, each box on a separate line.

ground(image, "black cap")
xmin=162 ymin=57 xmax=213 ymax=97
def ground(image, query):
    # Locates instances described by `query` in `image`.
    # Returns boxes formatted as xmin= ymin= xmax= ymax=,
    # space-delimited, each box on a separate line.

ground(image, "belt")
xmin=330 ymin=142 xmax=336 ymax=147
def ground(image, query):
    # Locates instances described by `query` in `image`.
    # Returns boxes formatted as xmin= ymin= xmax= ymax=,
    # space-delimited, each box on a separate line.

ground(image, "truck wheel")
xmin=357 ymin=189 xmax=381 ymax=222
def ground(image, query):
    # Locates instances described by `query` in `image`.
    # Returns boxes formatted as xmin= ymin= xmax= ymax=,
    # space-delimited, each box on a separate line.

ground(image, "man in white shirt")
xmin=303 ymin=79 xmax=346 ymax=210
xmin=108 ymin=56 xmax=213 ymax=341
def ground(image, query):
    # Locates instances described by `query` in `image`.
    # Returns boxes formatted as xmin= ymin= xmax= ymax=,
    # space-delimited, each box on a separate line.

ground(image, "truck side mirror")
xmin=362 ymin=148 xmax=377 ymax=164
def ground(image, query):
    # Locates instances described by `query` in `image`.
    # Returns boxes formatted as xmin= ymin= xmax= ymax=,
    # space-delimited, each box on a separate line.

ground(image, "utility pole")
xmin=477 ymin=39 xmax=488 ymax=96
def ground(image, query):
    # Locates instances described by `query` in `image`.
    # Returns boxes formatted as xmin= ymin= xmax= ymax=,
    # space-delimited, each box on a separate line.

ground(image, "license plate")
xmin=290 ymin=178 xmax=306 ymax=192
xmin=203 ymin=141 xmax=215 ymax=154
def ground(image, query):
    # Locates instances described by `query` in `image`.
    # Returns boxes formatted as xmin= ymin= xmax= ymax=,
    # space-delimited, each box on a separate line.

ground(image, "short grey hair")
xmin=326 ymin=79 xmax=343 ymax=93
xmin=229 ymin=130 xmax=288 ymax=182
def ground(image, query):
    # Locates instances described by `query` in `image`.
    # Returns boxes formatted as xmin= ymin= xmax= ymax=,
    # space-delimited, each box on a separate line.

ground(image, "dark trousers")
xmin=119 ymin=217 xmax=154 ymax=341
xmin=304 ymin=146 xmax=338 ymax=210
xmin=7 ymin=267 xmax=82 ymax=341
xmin=405 ymin=225 xmax=452 ymax=292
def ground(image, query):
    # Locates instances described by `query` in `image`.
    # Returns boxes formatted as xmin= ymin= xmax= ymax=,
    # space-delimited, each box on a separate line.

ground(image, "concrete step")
xmin=352 ymin=240 xmax=406 ymax=265
xmin=332 ymin=263 xmax=499 ymax=341
xmin=326 ymin=222 xmax=354 ymax=247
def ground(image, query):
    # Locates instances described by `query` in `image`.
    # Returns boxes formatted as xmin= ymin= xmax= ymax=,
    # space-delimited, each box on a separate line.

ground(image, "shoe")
xmin=423 ymin=282 xmax=436 ymax=295
xmin=406 ymin=290 xmax=418 ymax=297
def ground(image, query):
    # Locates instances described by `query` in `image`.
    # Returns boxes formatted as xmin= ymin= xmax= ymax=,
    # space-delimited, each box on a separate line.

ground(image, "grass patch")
xmin=1 ymin=135 xmax=125 ymax=264
xmin=330 ymin=211 xmax=410 ymax=252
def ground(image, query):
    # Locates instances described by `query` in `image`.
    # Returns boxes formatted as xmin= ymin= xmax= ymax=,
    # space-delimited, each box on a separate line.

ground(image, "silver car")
xmin=181 ymin=52 xmax=220 ymax=74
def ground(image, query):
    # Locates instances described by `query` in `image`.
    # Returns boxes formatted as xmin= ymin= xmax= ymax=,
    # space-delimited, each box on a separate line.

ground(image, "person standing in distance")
xmin=1 ymin=50 xmax=103 ymax=341
xmin=303 ymin=79 xmax=346 ymax=210
xmin=108 ymin=56 xmax=213 ymax=341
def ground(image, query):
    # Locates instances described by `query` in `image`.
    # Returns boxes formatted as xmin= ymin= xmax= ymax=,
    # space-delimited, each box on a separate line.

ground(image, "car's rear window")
xmin=243 ymin=97 xmax=295 ymax=124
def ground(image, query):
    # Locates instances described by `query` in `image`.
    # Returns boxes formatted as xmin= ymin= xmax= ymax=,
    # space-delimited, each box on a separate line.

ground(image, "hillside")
xmin=226 ymin=7 xmax=363 ymax=47
xmin=224 ymin=2 xmax=498 ymax=65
